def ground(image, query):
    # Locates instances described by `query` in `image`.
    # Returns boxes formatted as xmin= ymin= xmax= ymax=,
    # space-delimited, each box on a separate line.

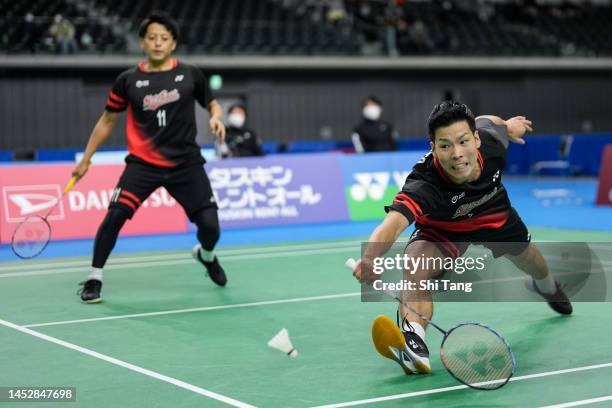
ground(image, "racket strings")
xmin=441 ymin=324 xmax=514 ymax=390
xmin=11 ymin=216 xmax=52 ymax=259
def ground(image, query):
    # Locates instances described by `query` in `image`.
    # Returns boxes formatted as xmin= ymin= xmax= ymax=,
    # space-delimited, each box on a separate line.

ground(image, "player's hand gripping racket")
xmin=345 ymin=258 xmax=515 ymax=390
xmin=11 ymin=176 xmax=78 ymax=259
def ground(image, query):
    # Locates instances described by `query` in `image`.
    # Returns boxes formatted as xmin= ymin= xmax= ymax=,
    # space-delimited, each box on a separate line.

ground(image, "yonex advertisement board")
xmin=339 ymin=151 xmax=429 ymax=221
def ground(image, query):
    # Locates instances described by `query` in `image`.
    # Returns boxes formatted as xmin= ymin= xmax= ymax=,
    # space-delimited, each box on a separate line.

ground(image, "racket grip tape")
xmin=345 ymin=258 xmax=357 ymax=270
xmin=64 ymin=176 xmax=77 ymax=193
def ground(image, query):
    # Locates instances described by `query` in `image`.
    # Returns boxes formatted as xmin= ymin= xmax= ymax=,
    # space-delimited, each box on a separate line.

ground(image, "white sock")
xmin=534 ymin=273 xmax=557 ymax=294
xmin=88 ymin=267 xmax=103 ymax=282
xmin=402 ymin=319 xmax=426 ymax=341
xmin=199 ymin=247 xmax=215 ymax=262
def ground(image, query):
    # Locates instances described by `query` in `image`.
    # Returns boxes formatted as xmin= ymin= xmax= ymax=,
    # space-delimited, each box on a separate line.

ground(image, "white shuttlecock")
xmin=268 ymin=328 xmax=298 ymax=358
xmin=345 ymin=258 xmax=357 ymax=270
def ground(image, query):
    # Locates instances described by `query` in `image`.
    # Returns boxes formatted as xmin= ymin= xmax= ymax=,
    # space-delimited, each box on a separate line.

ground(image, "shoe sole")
xmin=82 ymin=297 xmax=102 ymax=304
xmin=371 ymin=315 xmax=431 ymax=374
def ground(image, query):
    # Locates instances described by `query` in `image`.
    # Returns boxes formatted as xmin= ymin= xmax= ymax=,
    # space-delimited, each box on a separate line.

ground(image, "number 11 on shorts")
xmin=157 ymin=109 xmax=166 ymax=127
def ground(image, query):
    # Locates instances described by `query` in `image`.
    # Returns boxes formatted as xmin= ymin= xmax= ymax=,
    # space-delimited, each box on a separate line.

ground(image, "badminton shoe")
xmin=77 ymin=279 xmax=102 ymax=303
xmin=192 ymin=244 xmax=227 ymax=287
xmin=371 ymin=315 xmax=431 ymax=374
xmin=526 ymin=279 xmax=573 ymax=315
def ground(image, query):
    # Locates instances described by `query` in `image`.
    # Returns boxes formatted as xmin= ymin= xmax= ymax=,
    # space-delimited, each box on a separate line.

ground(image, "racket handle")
xmin=64 ymin=176 xmax=77 ymax=193
xmin=345 ymin=258 xmax=357 ymax=270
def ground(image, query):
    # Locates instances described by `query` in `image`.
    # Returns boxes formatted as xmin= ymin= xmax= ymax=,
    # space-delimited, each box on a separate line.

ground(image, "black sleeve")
xmin=476 ymin=118 xmax=509 ymax=150
xmin=104 ymin=71 xmax=129 ymax=112
xmin=384 ymin=179 xmax=433 ymax=224
xmin=190 ymin=65 xmax=214 ymax=108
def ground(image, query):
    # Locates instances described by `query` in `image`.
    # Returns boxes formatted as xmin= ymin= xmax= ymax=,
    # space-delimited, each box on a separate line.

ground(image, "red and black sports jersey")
xmin=386 ymin=118 xmax=513 ymax=232
xmin=105 ymin=59 xmax=214 ymax=168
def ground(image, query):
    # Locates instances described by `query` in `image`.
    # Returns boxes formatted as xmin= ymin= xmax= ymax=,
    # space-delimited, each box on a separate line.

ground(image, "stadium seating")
xmin=2 ymin=0 xmax=611 ymax=56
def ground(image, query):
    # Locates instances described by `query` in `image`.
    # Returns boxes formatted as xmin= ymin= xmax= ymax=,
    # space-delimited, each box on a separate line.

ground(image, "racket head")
xmin=440 ymin=322 xmax=515 ymax=390
xmin=11 ymin=216 xmax=52 ymax=259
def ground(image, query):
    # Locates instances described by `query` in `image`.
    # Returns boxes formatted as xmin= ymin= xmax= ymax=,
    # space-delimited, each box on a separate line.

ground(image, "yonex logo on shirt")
xmin=174 ymin=75 xmax=184 ymax=82
xmin=136 ymin=80 xmax=150 ymax=88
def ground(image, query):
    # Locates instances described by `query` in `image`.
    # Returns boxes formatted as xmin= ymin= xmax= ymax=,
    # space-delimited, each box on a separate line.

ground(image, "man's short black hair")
xmin=427 ymin=101 xmax=475 ymax=142
xmin=363 ymin=95 xmax=383 ymax=107
xmin=138 ymin=12 xmax=179 ymax=41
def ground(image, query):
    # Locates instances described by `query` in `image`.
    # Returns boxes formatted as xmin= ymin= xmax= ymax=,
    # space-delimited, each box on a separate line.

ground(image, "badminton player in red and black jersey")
xmin=72 ymin=12 xmax=227 ymax=303
xmin=348 ymin=101 xmax=572 ymax=374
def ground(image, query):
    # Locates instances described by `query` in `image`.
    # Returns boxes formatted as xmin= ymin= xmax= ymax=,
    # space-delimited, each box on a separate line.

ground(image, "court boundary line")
xmin=0 ymin=240 xmax=362 ymax=272
xmin=0 ymin=318 xmax=256 ymax=408
xmin=312 ymin=362 xmax=612 ymax=407
xmin=22 ymin=292 xmax=361 ymax=328
xmin=0 ymin=246 xmax=358 ymax=278
xmin=539 ymin=395 xmax=612 ymax=408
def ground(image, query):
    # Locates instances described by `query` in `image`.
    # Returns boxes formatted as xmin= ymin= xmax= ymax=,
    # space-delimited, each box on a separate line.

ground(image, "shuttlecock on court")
xmin=268 ymin=328 xmax=298 ymax=358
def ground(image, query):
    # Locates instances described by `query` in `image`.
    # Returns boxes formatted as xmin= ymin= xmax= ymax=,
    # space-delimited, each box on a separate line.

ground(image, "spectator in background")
xmin=14 ymin=13 xmax=37 ymax=53
xmin=352 ymin=95 xmax=398 ymax=153
xmin=49 ymin=14 xmax=78 ymax=54
xmin=217 ymin=104 xmax=264 ymax=158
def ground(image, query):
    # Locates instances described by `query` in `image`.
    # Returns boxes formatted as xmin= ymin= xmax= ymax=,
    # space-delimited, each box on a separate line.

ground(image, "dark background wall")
xmin=1 ymin=67 xmax=611 ymax=150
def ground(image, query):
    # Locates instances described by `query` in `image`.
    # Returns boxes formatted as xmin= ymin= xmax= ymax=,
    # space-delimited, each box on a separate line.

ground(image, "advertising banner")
xmin=203 ymin=153 xmax=349 ymax=229
xmin=596 ymin=145 xmax=612 ymax=205
xmin=339 ymin=151 xmax=428 ymax=221
xmin=0 ymin=164 xmax=188 ymax=243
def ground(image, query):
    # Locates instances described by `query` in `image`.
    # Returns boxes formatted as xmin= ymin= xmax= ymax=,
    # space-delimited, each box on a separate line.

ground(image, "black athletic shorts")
xmin=408 ymin=207 xmax=531 ymax=258
xmin=109 ymin=161 xmax=217 ymax=220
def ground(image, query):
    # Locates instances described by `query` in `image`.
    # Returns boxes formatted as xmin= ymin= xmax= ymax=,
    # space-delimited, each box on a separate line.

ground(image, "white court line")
xmin=0 ymin=246 xmax=357 ymax=278
xmin=23 ymin=292 xmax=361 ymax=328
xmin=313 ymin=362 xmax=612 ymax=408
xmin=0 ymin=240 xmax=361 ymax=272
xmin=539 ymin=395 xmax=612 ymax=408
xmin=0 ymin=318 xmax=256 ymax=408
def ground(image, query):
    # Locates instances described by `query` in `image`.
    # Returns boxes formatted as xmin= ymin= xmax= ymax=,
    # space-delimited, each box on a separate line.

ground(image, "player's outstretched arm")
xmin=352 ymin=211 xmax=410 ymax=283
xmin=504 ymin=116 xmax=533 ymax=144
xmin=72 ymin=111 xmax=118 ymax=180
xmin=208 ymin=99 xmax=226 ymax=142
xmin=476 ymin=114 xmax=533 ymax=145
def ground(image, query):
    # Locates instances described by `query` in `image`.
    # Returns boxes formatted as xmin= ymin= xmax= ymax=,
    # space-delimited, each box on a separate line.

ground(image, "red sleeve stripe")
xmin=106 ymin=100 xmax=125 ymax=109
xmin=109 ymin=91 xmax=125 ymax=103
xmin=108 ymin=96 xmax=125 ymax=106
xmin=393 ymin=193 xmax=423 ymax=217
xmin=120 ymin=190 xmax=142 ymax=206
xmin=118 ymin=197 xmax=137 ymax=211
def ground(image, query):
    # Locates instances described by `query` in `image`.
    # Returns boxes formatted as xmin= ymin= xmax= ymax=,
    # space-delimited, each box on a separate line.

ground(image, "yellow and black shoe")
xmin=371 ymin=315 xmax=431 ymax=374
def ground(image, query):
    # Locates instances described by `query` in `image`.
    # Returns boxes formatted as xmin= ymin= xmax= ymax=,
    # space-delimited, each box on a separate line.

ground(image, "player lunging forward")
xmin=349 ymin=101 xmax=572 ymax=374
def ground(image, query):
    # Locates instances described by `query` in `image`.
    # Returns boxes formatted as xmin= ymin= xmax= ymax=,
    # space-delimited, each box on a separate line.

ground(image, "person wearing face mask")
xmin=218 ymin=104 xmax=264 ymax=158
xmin=352 ymin=95 xmax=398 ymax=153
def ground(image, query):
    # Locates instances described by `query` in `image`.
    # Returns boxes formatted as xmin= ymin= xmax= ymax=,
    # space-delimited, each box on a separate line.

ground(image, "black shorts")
xmin=408 ymin=207 xmax=531 ymax=258
xmin=109 ymin=161 xmax=217 ymax=220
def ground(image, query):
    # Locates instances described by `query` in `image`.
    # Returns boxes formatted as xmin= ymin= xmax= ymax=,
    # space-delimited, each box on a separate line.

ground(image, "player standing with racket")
xmin=348 ymin=101 xmax=572 ymax=375
xmin=72 ymin=12 xmax=227 ymax=303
